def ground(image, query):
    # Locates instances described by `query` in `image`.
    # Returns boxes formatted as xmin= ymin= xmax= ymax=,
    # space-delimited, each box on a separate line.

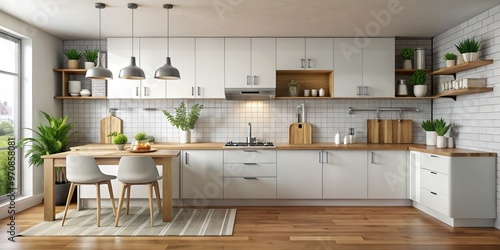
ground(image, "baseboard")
xmin=413 ymin=201 xmax=495 ymax=227
xmin=0 ymin=194 xmax=44 ymax=220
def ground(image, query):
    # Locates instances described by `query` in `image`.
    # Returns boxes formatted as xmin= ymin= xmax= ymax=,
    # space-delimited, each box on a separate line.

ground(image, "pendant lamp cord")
xmin=98 ymin=7 xmax=102 ymax=53
xmin=166 ymin=7 xmax=170 ymax=57
xmin=131 ymin=8 xmax=134 ymax=56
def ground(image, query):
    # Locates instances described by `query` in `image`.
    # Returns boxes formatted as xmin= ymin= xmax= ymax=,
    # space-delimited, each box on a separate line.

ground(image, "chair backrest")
xmin=66 ymin=155 xmax=106 ymax=183
xmin=117 ymin=156 xmax=160 ymax=183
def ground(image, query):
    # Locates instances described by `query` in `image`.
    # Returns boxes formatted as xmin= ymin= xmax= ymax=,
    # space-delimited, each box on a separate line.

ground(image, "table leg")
xmin=43 ymin=159 xmax=56 ymax=221
xmin=161 ymin=157 xmax=172 ymax=222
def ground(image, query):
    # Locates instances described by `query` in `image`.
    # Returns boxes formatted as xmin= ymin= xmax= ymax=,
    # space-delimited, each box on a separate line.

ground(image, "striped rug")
xmin=20 ymin=207 xmax=236 ymax=236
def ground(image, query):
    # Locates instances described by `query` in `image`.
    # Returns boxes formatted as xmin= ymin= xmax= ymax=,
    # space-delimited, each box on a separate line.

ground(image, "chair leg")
xmin=96 ymin=183 xmax=101 ymax=227
xmin=126 ymin=184 xmax=131 ymax=215
xmin=61 ymin=183 xmax=77 ymax=226
xmin=115 ymin=183 xmax=128 ymax=227
xmin=106 ymin=180 xmax=117 ymax=216
xmin=147 ymin=183 xmax=154 ymax=227
xmin=153 ymin=181 xmax=162 ymax=212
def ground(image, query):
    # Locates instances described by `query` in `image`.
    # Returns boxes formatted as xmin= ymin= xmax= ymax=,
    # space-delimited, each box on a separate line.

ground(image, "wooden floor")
xmin=1 ymin=204 xmax=500 ymax=249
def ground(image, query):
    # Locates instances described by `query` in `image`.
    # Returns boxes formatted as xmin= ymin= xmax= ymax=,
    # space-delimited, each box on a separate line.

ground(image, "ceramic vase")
xmin=68 ymin=59 xmax=79 ymax=69
xmin=68 ymin=80 xmax=81 ymax=96
xmin=413 ymin=85 xmax=427 ymax=97
xmin=84 ymin=62 xmax=95 ymax=69
xmin=402 ymin=60 xmax=412 ymax=69
xmin=180 ymin=130 xmax=191 ymax=144
xmin=462 ymin=52 xmax=478 ymax=62
xmin=115 ymin=144 xmax=125 ymax=151
xmin=446 ymin=60 xmax=456 ymax=67
xmin=425 ymin=131 xmax=437 ymax=146
xmin=80 ymin=89 xmax=91 ymax=96
xmin=436 ymin=136 xmax=447 ymax=148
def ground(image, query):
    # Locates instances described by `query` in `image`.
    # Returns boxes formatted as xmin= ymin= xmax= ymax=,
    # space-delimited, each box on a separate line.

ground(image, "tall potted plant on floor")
xmin=410 ymin=69 xmax=427 ymax=97
xmin=162 ymin=102 xmax=203 ymax=144
xmin=421 ymin=119 xmax=436 ymax=146
xmin=17 ymin=111 xmax=77 ymax=205
xmin=434 ymin=118 xmax=451 ymax=149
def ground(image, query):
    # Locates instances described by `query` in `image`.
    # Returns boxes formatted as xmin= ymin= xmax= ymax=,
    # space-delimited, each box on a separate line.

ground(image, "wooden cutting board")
xmin=367 ymin=119 xmax=412 ymax=143
xmin=100 ymin=115 xmax=123 ymax=143
xmin=289 ymin=123 xmax=312 ymax=144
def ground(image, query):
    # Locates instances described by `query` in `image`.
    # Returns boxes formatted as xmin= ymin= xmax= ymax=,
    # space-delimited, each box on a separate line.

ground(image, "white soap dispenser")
xmin=334 ymin=131 xmax=341 ymax=145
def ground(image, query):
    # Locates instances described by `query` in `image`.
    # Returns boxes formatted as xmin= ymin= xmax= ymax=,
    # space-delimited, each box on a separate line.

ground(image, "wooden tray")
xmin=128 ymin=149 xmax=157 ymax=153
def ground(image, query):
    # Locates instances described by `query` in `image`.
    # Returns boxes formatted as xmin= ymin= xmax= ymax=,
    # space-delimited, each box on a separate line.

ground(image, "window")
xmin=0 ymin=32 xmax=21 ymax=198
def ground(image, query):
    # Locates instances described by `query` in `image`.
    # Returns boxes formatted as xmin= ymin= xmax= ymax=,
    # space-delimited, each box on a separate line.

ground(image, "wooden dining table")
xmin=41 ymin=149 xmax=180 ymax=222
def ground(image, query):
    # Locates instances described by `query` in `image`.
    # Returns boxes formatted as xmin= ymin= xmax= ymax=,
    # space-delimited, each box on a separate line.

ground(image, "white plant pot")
xmin=180 ymin=130 xmax=191 ymax=144
xmin=446 ymin=60 xmax=456 ymax=67
xmin=413 ymin=85 xmax=427 ymax=97
xmin=68 ymin=80 xmax=81 ymax=96
xmin=84 ymin=62 xmax=95 ymax=69
xmin=402 ymin=60 xmax=412 ymax=69
xmin=462 ymin=52 xmax=478 ymax=62
xmin=68 ymin=59 xmax=79 ymax=69
xmin=425 ymin=131 xmax=437 ymax=146
xmin=436 ymin=136 xmax=447 ymax=148
xmin=115 ymin=144 xmax=125 ymax=151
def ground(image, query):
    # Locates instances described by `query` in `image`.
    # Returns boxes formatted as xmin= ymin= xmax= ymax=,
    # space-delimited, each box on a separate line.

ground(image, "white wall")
xmin=432 ymin=4 xmax=500 ymax=228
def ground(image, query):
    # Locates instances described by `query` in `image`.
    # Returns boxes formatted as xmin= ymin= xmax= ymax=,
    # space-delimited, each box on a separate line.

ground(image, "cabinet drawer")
xmin=224 ymin=163 xmax=276 ymax=177
xmin=420 ymin=169 xmax=449 ymax=197
xmin=420 ymin=153 xmax=450 ymax=174
xmin=224 ymin=150 xmax=276 ymax=163
xmin=223 ymin=177 xmax=276 ymax=199
xmin=420 ymin=188 xmax=449 ymax=216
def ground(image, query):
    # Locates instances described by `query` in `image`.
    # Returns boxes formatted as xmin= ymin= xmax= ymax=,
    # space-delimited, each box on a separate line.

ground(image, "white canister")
xmin=311 ymin=89 xmax=318 ymax=97
xmin=436 ymin=136 xmax=447 ymax=148
xmin=304 ymin=89 xmax=310 ymax=97
xmin=68 ymin=80 xmax=81 ymax=96
xmin=319 ymin=88 xmax=325 ymax=97
xmin=447 ymin=137 xmax=454 ymax=148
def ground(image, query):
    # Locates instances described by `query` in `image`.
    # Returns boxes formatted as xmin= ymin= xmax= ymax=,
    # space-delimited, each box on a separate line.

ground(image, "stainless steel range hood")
xmin=225 ymin=88 xmax=276 ymax=100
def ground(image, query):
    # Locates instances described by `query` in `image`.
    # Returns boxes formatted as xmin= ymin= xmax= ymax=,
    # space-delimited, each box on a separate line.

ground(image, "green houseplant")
xmin=108 ymin=132 xmax=128 ymax=150
xmin=409 ymin=69 xmax=427 ymax=97
xmin=444 ymin=52 xmax=457 ymax=67
xmin=63 ymin=49 xmax=83 ymax=69
xmin=162 ymin=102 xmax=203 ymax=143
xmin=83 ymin=48 xmax=99 ymax=69
xmin=421 ymin=119 xmax=437 ymax=146
xmin=434 ymin=118 xmax=451 ymax=148
xmin=455 ymin=37 xmax=481 ymax=62
xmin=400 ymin=48 xmax=414 ymax=69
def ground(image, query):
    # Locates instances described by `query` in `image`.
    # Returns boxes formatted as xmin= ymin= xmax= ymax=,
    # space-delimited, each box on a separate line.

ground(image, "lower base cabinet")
xmin=368 ymin=150 xmax=407 ymax=199
xmin=182 ymin=150 xmax=223 ymax=199
xmin=323 ymin=150 xmax=368 ymax=198
xmin=224 ymin=177 xmax=276 ymax=199
xmin=277 ymin=150 xmax=322 ymax=199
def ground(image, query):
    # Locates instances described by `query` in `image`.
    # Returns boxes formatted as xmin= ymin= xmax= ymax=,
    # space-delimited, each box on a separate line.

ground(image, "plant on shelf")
xmin=108 ymin=132 xmax=128 ymax=150
xmin=63 ymin=49 xmax=83 ymax=69
xmin=421 ymin=120 xmax=435 ymax=131
xmin=162 ymin=102 xmax=203 ymax=144
xmin=409 ymin=69 xmax=427 ymax=97
xmin=455 ymin=37 xmax=481 ymax=62
xmin=421 ymin=119 xmax=437 ymax=146
xmin=133 ymin=132 xmax=148 ymax=141
xmin=444 ymin=52 xmax=458 ymax=67
xmin=434 ymin=118 xmax=452 ymax=148
xmin=400 ymin=48 xmax=414 ymax=69
xmin=83 ymin=48 xmax=99 ymax=69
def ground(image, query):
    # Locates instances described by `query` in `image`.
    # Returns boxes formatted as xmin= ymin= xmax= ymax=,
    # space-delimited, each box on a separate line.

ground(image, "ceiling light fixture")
xmin=119 ymin=3 xmax=145 ymax=80
xmin=85 ymin=2 xmax=113 ymax=80
xmin=154 ymin=4 xmax=180 ymax=80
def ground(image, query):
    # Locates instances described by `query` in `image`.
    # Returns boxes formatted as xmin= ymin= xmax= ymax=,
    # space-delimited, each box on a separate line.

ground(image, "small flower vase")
xmin=180 ymin=130 xmax=191 ymax=144
xmin=425 ymin=131 xmax=437 ymax=146
xmin=436 ymin=136 xmax=447 ymax=148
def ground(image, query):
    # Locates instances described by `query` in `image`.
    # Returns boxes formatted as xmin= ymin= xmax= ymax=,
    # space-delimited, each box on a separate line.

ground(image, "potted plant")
xmin=83 ymin=48 xmax=99 ymax=69
xmin=147 ymin=135 xmax=155 ymax=144
xmin=421 ymin=119 xmax=436 ymax=146
xmin=434 ymin=118 xmax=451 ymax=148
xmin=409 ymin=69 xmax=427 ymax=97
xmin=108 ymin=132 xmax=128 ymax=150
xmin=162 ymin=102 xmax=203 ymax=144
xmin=131 ymin=132 xmax=151 ymax=151
xmin=17 ymin=111 xmax=77 ymax=205
xmin=63 ymin=49 xmax=83 ymax=69
xmin=400 ymin=48 xmax=414 ymax=69
xmin=455 ymin=37 xmax=481 ymax=62
xmin=443 ymin=53 xmax=457 ymax=67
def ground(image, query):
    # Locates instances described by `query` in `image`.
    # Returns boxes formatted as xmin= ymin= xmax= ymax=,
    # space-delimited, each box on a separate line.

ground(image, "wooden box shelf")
xmin=276 ymin=70 xmax=333 ymax=98
xmin=53 ymin=69 xmax=106 ymax=99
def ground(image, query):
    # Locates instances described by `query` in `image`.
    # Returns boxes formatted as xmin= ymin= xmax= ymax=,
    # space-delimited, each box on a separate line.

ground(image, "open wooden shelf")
xmin=434 ymin=87 xmax=493 ymax=100
xmin=276 ymin=70 xmax=333 ymax=98
xmin=395 ymin=69 xmax=431 ymax=75
xmin=430 ymin=60 xmax=493 ymax=75
xmin=54 ymin=96 xmax=107 ymax=100
xmin=53 ymin=68 xmax=107 ymax=99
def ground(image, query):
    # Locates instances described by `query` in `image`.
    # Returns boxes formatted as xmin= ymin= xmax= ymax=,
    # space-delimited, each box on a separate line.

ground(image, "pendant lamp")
xmin=119 ymin=3 xmax=145 ymax=80
xmin=85 ymin=2 xmax=113 ymax=80
xmin=154 ymin=4 xmax=180 ymax=80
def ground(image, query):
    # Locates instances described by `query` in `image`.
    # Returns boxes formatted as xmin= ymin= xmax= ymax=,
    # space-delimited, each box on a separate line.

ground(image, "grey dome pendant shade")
xmin=86 ymin=3 xmax=113 ymax=80
xmin=154 ymin=4 xmax=180 ymax=80
xmin=119 ymin=3 xmax=145 ymax=80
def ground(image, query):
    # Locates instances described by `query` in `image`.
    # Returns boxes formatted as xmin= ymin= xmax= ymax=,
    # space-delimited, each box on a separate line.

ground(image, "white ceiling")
xmin=0 ymin=0 xmax=498 ymax=39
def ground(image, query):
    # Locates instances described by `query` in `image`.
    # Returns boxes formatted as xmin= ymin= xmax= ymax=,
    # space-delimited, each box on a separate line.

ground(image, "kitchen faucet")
xmin=246 ymin=122 xmax=254 ymax=143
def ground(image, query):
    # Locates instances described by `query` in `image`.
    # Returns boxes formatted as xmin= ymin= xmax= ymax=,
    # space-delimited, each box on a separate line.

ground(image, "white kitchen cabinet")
xmin=408 ymin=151 xmax=421 ymax=202
xmin=182 ymin=150 xmax=223 ymax=199
xmin=107 ymin=38 xmax=144 ymax=99
xmin=333 ymin=38 xmax=394 ymax=97
xmin=225 ymin=38 xmax=276 ymax=88
xmin=276 ymin=150 xmax=322 ymax=199
xmin=194 ymin=38 xmax=225 ymax=98
xmin=277 ymin=38 xmax=333 ymax=70
xmin=323 ymin=150 xmax=368 ymax=199
xmin=139 ymin=38 xmax=167 ymax=98
xmin=367 ymin=150 xmax=407 ymax=199
xmin=166 ymin=38 xmax=196 ymax=98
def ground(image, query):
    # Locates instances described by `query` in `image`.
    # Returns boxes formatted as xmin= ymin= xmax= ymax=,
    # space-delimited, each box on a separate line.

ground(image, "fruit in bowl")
xmin=131 ymin=140 xmax=151 ymax=151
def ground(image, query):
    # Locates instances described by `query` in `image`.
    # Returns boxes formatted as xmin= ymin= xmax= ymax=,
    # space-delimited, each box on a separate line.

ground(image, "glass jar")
xmin=396 ymin=79 xmax=408 ymax=96
xmin=131 ymin=140 xmax=151 ymax=151
xmin=287 ymin=79 xmax=300 ymax=97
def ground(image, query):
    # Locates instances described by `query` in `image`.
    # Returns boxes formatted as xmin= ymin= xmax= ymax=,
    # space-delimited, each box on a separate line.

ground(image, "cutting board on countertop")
xmin=367 ymin=119 xmax=412 ymax=143
xmin=100 ymin=115 xmax=123 ymax=143
xmin=289 ymin=123 xmax=312 ymax=144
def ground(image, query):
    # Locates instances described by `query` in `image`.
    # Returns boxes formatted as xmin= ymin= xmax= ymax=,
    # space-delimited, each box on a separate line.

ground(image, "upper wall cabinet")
xmin=165 ymin=38 xmax=196 ymax=98
xmin=277 ymin=38 xmax=334 ymax=70
xmin=333 ymin=38 xmax=395 ymax=97
xmin=194 ymin=38 xmax=225 ymax=99
xmin=225 ymin=38 xmax=276 ymax=88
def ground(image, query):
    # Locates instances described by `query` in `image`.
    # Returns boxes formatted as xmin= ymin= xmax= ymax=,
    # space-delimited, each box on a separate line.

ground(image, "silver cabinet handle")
xmin=363 ymin=86 xmax=369 ymax=96
xmin=431 ymin=155 xmax=438 ymax=158
xmin=319 ymin=151 xmax=322 ymax=163
xmin=430 ymin=191 xmax=437 ymax=195
xmin=197 ymin=86 xmax=201 ymax=96
xmin=300 ymin=59 xmax=305 ymax=68
xmin=253 ymin=75 xmax=257 ymax=85
xmin=307 ymin=59 xmax=312 ymax=68
xmin=136 ymin=87 xmax=139 ymax=97
xmin=356 ymin=86 xmax=361 ymax=96
xmin=243 ymin=149 xmax=257 ymax=152
xmin=371 ymin=151 xmax=375 ymax=164
xmin=246 ymin=75 xmax=251 ymax=85
xmin=191 ymin=87 xmax=194 ymax=96
xmin=430 ymin=171 xmax=437 ymax=175
xmin=143 ymin=87 xmax=148 ymax=97
xmin=243 ymin=177 xmax=257 ymax=180
xmin=243 ymin=163 xmax=257 ymax=165
xmin=326 ymin=151 xmax=329 ymax=163
xmin=185 ymin=152 xmax=189 ymax=165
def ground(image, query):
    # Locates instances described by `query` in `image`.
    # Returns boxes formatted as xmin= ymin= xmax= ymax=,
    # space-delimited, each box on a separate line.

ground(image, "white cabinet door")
xmin=225 ymin=38 xmax=251 ymax=88
xmin=276 ymin=38 xmax=305 ymax=70
xmin=107 ymin=38 xmax=141 ymax=99
xmin=368 ymin=150 xmax=407 ymax=199
xmin=182 ymin=150 xmax=223 ymax=199
xmin=323 ymin=150 xmax=368 ymax=199
xmin=195 ymin=38 xmax=225 ymax=98
xmin=251 ymin=38 xmax=276 ymax=88
xmin=276 ymin=150 xmax=322 ymax=199
xmin=306 ymin=38 xmax=334 ymax=70
xmin=140 ymin=38 xmax=166 ymax=98
xmin=166 ymin=38 xmax=195 ymax=98
xmin=363 ymin=38 xmax=395 ymax=97
xmin=333 ymin=38 xmax=363 ymax=97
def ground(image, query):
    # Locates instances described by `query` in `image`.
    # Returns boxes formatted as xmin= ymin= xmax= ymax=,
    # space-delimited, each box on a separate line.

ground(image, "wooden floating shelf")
xmin=434 ymin=87 xmax=493 ymax=98
xmin=54 ymin=96 xmax=107 ymax=100
xmin=53 ymin=68 xmax=87 ymax=74
xmin=395 ymin=69 xmax=431 ymax=75
xmin=430 ymin=60 xmax=493 ymax=75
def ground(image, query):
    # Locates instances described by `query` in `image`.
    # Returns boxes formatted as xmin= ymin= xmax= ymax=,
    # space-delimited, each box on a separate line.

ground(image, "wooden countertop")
xmin=70 ymin=143 xmax=496 ymax=157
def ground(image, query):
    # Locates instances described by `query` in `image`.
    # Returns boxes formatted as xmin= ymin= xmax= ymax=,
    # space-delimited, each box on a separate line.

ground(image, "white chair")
xmin=115 ymin=156 xmax=162 ymax=227
xmin=62 ymin=155 xmax=117 ymax=227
